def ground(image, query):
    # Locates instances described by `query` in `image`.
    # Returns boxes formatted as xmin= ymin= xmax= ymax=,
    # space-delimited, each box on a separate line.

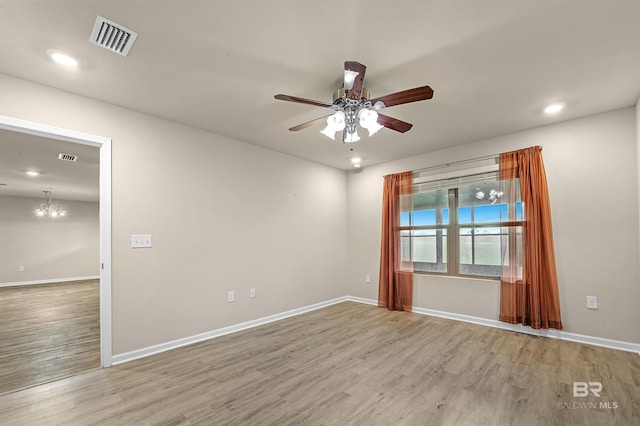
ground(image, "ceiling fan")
xmin=274 ymin=61 xmax=434 ymax=143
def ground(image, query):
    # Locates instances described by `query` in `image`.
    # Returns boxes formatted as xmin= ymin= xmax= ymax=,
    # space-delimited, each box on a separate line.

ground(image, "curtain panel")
xmin=499 ymin=146 xmax=563 ymax=329
xmin=378 ymin=171 xmax=414 ymax=312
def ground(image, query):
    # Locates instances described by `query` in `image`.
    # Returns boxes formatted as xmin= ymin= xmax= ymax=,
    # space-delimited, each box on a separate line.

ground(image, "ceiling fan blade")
xmin=377 ymin=113 xmax=413 ymax=133
xmin=344 ymin=61 xmax=366 ymax=101
xmin=288 ymin=115 xmax=330 ymax=132
xmin=274 ymin=94 xmax=332 ymax=108
xmin=370 ymin=85 xmax=434 ymax=109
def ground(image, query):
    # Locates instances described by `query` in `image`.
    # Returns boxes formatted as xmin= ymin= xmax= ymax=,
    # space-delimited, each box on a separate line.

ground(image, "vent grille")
xmin=89 ymin=15 xmax=138 ymax=56
xmin=58 ymin=153 xmax=78 ymax=162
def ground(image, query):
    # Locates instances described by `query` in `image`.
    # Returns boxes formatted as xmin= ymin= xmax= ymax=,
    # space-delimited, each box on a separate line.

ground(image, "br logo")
xmin=573 ymin=382 xmax=602 ymax=397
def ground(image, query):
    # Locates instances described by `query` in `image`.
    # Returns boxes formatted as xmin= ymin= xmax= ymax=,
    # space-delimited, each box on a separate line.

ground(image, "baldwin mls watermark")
xmin=557 ymin=381 xmax=619 ymax=410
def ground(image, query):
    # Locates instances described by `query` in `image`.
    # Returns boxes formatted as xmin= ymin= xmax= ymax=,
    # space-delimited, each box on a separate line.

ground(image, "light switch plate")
xmin=131 ymin=234 xmax=152 ymax=248
xmin=586 ymin=296 xmax=598 ymax=310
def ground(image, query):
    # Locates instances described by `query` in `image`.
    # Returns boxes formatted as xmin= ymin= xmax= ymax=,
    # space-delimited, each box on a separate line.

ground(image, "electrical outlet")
xmin=249 ymin=288 xmax=256 ymax=298
xmin=18 ymin=265 xmax=25 ymax=271
xmin=365 ymin=274 xmax=371 ymax=283
xmin=227 ymin=290 xmax=235 ymax=303
xmin=586 ymin=296 xmax=598 ymax=310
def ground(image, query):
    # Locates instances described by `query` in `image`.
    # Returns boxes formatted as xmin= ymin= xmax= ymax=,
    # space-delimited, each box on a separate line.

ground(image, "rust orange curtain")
xmin=499 ymin=146 xmax=562 ymax=329
xmin=378 ymin=171 xmax=413 ymax=312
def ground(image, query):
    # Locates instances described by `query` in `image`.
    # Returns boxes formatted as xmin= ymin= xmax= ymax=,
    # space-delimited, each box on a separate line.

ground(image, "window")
xmin=400 ymin=170 xmax=522 ymax=278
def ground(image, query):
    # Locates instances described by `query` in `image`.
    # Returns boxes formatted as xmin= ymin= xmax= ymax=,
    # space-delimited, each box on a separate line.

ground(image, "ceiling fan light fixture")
xmin=344 ymin=129 xmax=360 ymax=143
xmin=343 ymin=70 xmax=359 ymax=90
xmin=329 ymin=111 xmax=346 ymax=131
xmin=365 ymin=121 xmax=384 ymax=136
xmin=321 ymin=111 xmax=347 ymax=139
xmin=358 ymin=109 xmax=383 ymax=136
xmin=373 ymin=101 xmax=386 ymax=110
xmin=358 ymin=108 xmax=376 ymax=125
xmin=320 ymin=124 xmax=337 ymax=140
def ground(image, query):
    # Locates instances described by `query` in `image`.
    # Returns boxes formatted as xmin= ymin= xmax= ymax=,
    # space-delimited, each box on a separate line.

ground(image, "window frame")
xmin=401 ymin=167 xmax=516 ymax=280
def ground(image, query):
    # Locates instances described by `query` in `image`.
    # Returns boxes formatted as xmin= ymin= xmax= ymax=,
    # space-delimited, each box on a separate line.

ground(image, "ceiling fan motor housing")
xmin=333 ymin=88 xmax=370 ymax=103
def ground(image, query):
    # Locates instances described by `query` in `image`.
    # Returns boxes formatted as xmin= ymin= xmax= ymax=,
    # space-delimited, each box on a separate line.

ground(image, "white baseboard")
xmin=112 ymin=296 xmax=349 ymax=365
xmin=0 ymin=275 xmax=100 ymax=288
xmin=345 ymin=296 xmax=378 ymax=306
xmin=344 ymin=296 xmax=640 ymax=355
xmin=111 ymin=294 xmax=639 ymax=366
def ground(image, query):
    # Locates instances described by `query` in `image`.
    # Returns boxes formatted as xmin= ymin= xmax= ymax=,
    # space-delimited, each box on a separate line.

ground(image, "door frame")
xmin=0 ymin=114 xmax=113 ymax=367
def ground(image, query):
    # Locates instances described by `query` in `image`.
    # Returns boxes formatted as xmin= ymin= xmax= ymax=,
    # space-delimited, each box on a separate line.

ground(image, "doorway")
xmin=0 ymin=115 xmax=112 ymax=391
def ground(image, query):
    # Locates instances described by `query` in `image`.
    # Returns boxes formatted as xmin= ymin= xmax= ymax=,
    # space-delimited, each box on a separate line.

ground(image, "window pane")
xmin=459 ymin=206 xmax=472 ymax=224
xmin=413 ymin=189 xmax=448 ymax=211
xmin=460 ymin=234 xmax=472 ymax=264
xmin=459 ymin=226 xmax=502 ymax=277
xmin=413 ymin=228 xmax=447 ymax=273
xmin=474 ymin=205 xmax=502 ymax=223
xmin=442 ymin=208 xmax=449 ymax=224
xmin=412 ymin=188 xmax=448 ymax=226
xmin=400 ymin=230 xmax=411 ymax=262
xmin=400 ymin=212 xmax=410 ymax=227
xmin=458 ymin=180 xmax=504 ymax=207
xmin=413 ymin=234 xmax=436 ymax=262
xmin=474 ymin=233 xmax=501 ymax=265
xmin=413 ymin=209 xmax=436 ymax=226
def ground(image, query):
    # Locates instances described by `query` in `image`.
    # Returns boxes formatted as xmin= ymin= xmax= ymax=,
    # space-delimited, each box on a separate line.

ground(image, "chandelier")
xmin=35 ymin=188 xmax=67 ymax=217
xmin=320 ymin=87 xmax=384 ymax=143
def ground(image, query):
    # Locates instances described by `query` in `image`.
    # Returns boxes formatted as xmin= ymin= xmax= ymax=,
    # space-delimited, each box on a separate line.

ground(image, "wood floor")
xmin=0 ymin=280 xmax=100 ymax=395
xmin=0 ymin=301 xmax=638 ymax=425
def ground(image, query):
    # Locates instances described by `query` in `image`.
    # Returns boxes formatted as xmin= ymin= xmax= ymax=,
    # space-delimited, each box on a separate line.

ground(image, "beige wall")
xmin=1 ymin=72 xmax=638 ymax=357
xmin=0 ymin=73 xmax=348 ymax=354
xmin=636 ymin=97 xmax=640 ymax=334
xmin=347 ymin=107 xmax=640 ymax=344
xmin=0 ymin=195 xmax=99 ymax=283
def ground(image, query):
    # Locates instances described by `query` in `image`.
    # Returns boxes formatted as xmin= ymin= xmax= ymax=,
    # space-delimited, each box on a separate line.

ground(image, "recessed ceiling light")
xmin=544 ymin=103 xmax=565 ymax=114
xmin=47 ymin=49 xmax=79 ymax=68
xmin=26 ymin=171 xmax=40 ymax=177
xmin=351 ymin=157 xmax=362 ymax=164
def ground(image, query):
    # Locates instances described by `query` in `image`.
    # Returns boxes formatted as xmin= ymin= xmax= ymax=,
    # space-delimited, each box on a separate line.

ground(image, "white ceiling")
xmin=0 ymin=129 xmax=99 ymax=202
xmin=0 ymin=1 xmax=638 ymax=201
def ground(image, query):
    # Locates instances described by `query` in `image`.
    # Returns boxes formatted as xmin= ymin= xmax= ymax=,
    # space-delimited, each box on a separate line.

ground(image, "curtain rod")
xmin=413 ymin=145 xmax=543 ymax=175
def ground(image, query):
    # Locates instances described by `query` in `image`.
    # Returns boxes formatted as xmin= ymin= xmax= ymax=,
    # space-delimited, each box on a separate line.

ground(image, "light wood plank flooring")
xmin=0 ymin=280 xmax=100 ymax=395
xmin=0 ymin=301 xmax=638 ymax=425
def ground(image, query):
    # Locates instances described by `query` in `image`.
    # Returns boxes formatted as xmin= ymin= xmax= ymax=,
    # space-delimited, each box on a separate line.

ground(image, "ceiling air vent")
xmin=89 ymin=15 xmax=138 ymax=56
xmin=58 ymin=153 xmax=78 ymax=162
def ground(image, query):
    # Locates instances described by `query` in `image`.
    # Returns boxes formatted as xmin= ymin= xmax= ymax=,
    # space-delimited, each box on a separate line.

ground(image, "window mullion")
xmin=436 ymin=207 xmax=443 ymax=265
xmin=448 ymin=188 xmax=459 ymax=275
xmin=471 ymin=207 xmax=475 ymax=266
